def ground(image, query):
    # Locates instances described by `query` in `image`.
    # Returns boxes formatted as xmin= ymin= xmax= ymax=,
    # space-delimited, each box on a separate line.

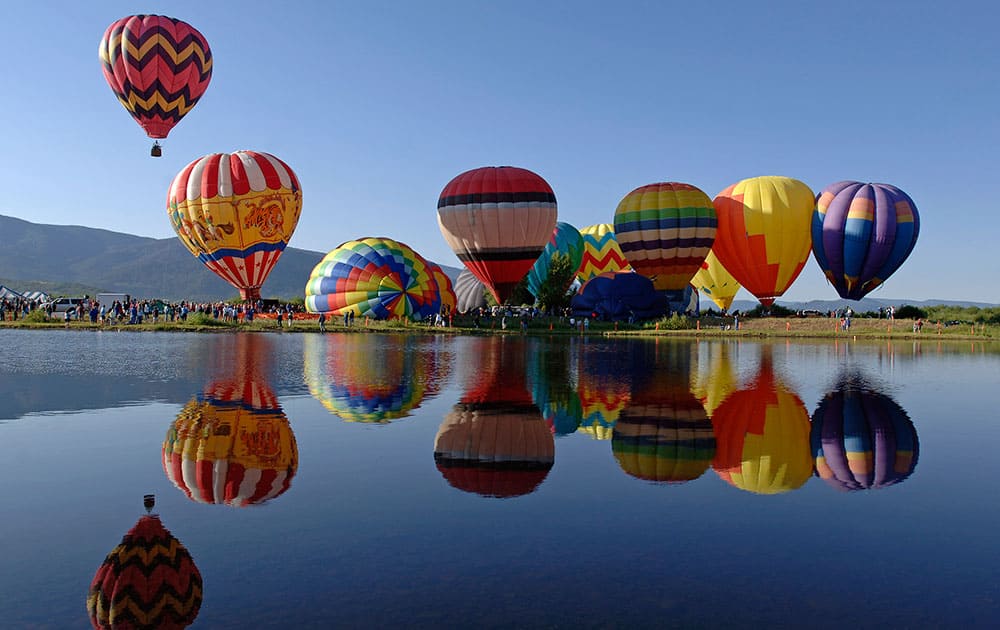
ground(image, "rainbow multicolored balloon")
xmin=811 ymin=181 xmax=920 ymax=300
xmin=305 ymin=237 xmax=441 ymax=320
xmin=167 ymin=151 xmax=302 ymax=301
xmin=427 ymin=262 xmax=457 ymax=315
xmin=437 ymin=166 xmax=558 ymax=304
xmin=99 ymin=14 xmax=212 ymax=153
xmin=577 ymin=223 xmax=632 ymax=282
xmin=613 ymin=182 xmax=717 ymax=291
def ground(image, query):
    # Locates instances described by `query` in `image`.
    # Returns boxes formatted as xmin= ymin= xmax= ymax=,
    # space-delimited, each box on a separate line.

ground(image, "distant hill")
xmin=0 ymin=215 xmax=462 ymax=301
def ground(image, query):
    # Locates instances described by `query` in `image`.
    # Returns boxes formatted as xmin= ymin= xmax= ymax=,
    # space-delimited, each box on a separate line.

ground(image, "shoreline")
xmin=0 ymin=316 xmax=993 ymax=342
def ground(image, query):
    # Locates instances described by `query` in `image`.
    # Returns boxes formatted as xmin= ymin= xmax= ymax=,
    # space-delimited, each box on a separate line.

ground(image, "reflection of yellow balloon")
xmin=692 ymin=342 xmax=739 ymax=417
xmin=711 ymin=353 xmax=812 ymax=494
xmin=163 ymin=400 xmax=298 ymax=507
xmin=691 ymin=251 xmax=740 ymax=312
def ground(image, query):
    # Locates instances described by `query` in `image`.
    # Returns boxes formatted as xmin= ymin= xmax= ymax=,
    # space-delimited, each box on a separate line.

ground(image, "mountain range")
xmin=1 ymin=214 xmax=993 ymax=310
xmin=0 ymin=214 xmax=461 ymax=301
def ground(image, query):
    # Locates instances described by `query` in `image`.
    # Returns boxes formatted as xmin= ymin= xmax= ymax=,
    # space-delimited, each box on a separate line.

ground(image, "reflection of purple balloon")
xmin=811 ymin=384 xmax=919 ymax=491
xmin=811 ymin=181 xmax=919 ymax=300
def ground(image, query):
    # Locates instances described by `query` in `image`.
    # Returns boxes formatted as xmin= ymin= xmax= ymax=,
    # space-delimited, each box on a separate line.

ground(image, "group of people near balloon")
xmin=100 ymin=15 xmax=920 ymax=321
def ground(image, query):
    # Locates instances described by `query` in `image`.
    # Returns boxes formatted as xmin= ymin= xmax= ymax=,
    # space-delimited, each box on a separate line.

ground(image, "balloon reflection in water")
xmin=577 ymin=340 xmax=632 ymax=440
xmin=811 ymin=376 xmax=919 ymax=491
xmin=528 ymin=337 xmax=583 ymax=436
xmin=613 ymin=341 xmax=715 ymax=483
xmin=163 ymin=335 xmax=298 ymax=507
xmin=711 ymin=349 xmax=812 ymax=494
xmin=304 ymin=334 xmax=451 ymax=422
xmin=692 ymin=341 xmax=739 ymax=417
xmin=434 ymin=337 xmax=554 ymax=498
xmin=87 ymin=496 xmax=202 ymax=629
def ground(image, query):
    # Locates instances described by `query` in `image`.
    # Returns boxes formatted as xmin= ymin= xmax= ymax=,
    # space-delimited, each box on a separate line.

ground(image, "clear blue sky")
xmin=1 ymin=1 xmax=996 ymax=303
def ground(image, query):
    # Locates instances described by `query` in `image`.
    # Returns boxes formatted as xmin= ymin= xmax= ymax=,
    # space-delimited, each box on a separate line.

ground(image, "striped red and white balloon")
xmin=167 ymin=151 xmax=302 ymax=301
xmin=437 ymin=166 xmax=557 ymax=304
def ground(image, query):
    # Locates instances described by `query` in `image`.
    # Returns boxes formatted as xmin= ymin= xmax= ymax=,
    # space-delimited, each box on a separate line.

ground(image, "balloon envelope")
xmin=570 ymin=271 xmax=668 ymax=321
xmin=577 ymin=223 xmax=632 ymax=282
xmin=811 ymin=181 xmax=920 ymax=300
xmin=427 ymin=262 xmax=457 ymax=315
xmin=437 ymin=166 xmax=557 ymax=304
xmin=812 ymin=380 xmax=919 ymax=491
xmin=691 ymin=251 xmax=741 ymax=312
xmin=454 ymin=269 xmax=487 ymax=313
xmin=712 ymin=176 xmax=814 ymax=306
xmin=305 ymin=237 xmax=441 ymax=321
xmin=87 ymin=514 xmax=202 ymax=629
xmin=614 ymin=182 xmax=717 ymax=290
xmin=526 ymin=222 xmax=585 ymax=300
xmin=99 ymin=14 xmax=212 ymax=141
xmin=167 ymin=151 xmax=302 ymax=301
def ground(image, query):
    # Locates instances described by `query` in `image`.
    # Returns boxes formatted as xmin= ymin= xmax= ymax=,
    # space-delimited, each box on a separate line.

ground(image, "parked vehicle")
xmin=44 ymin=297 xmax=87 ymax=316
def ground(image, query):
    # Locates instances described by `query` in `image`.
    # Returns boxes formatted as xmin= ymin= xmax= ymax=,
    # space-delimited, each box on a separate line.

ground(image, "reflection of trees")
xmin=711 ymin=348 xmax=812 ymax=495
xmin=811 ymin=374 xmax=919 ymax=491
xmin=528 ymin=337 xmax=583 ymax=436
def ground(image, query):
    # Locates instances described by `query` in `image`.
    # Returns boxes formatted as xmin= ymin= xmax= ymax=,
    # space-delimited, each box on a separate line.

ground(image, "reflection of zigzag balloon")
xmin=578 ymin=224 xmax=632 ymax=282
xmin=87 ymin=511 xmax=202 ymax=629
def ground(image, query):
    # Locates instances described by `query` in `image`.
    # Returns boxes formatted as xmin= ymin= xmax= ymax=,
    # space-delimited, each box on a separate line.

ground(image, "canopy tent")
xmin=21 ymin=290 xmax=49 ymax=302
xmin=0 ymin=285 xmax=25 ymax=300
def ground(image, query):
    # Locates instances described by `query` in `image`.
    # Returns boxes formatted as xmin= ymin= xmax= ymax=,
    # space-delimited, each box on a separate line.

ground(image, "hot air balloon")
xmin=570 ymin=271 xmax=668 ymax=321
xmin=526 ymin=222 xmax=585 ymax=301
xmin=811 ymin=181 xmax=920 ymax=300
xmin=454 ymin=269 xmax=487 ymax=313
xmin=711 ymin=348 xmax=812 ymax=494
xmin=613 ymin=182 xmax=717 ymax=291
xmin=162 ymin=335 xmax=298 ymax=507
xmin=437 ymin=166 xmax=558 ymax=304
xmin=712 ymin=176 xmax=814 ymax=306
xmin=167 ymin=151 xmax=302 ymax=301
xmin=691 ymin=251 xmax=741 ymax=312
xmin=427 ymin=262 xmax=457 ymax=316
xmin=304 ymin=237 xmax=441 ymax=321
xmin=87 ymin=496 xmax=202 ymax=629
xmin=303 ymin=334 xmax=430 ymax=423
xmin=811 ymin=378 xmax=919 ymax=491
xmin=99 ymin=15 xmax=212 ymax=156
xmin=577 ymin=223 xmax=632 ymax=282
xmin=434 ymin=337 xmax=554 ymax=498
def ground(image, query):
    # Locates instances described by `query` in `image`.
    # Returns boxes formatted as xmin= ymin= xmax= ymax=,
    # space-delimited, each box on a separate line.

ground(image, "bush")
xmin=895 ymin=305 xmax=927 ymax=319
xmin=186 ymin=312 xmax=230 ymax=327
xmin=22 ymin=309 xmax=52 ymax=323
xmin=652 ymin=312 xmax=696 ymax=330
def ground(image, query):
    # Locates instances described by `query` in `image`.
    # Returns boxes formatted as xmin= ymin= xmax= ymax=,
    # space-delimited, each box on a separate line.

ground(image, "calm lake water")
xmin=1 ymin=329 xmax=997 ymax=628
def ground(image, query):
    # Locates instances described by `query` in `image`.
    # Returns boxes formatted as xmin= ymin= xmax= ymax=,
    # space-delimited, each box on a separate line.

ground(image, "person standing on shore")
xmin=318 ymin=312 xmax=326 ymax=332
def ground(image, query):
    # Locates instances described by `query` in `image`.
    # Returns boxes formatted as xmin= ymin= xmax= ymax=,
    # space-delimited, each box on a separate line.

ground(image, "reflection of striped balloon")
xmin=163 ymin=399 xmax=298 ymax=507
xmin=305 ymin=237 xmax=441 ymax=320
xmin=434 ymin=404 xmax=554 ymax=498
xmin=578 ymin=224 xmax=632 ymax=282
xmin=87 ymin=514 xmax=202 ymax=629
xmin=613 ymin=402 xmax=715 ymax=483
xmin=167 ymin=151 xmax=302 ymax=301
xmin=811 ymin=384 xmax=919 ymax=491
xmin=614 ymin=182 xmax=717 ymax=291
xmin=99 ymin=14 xmax=212 ymax=139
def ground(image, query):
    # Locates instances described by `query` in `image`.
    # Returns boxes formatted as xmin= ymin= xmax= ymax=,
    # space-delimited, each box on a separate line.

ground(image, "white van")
xmin=97 ymin=293 xmax=129 ymax=307
xmin=46 ymin=297 xmax=87 ymax=316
